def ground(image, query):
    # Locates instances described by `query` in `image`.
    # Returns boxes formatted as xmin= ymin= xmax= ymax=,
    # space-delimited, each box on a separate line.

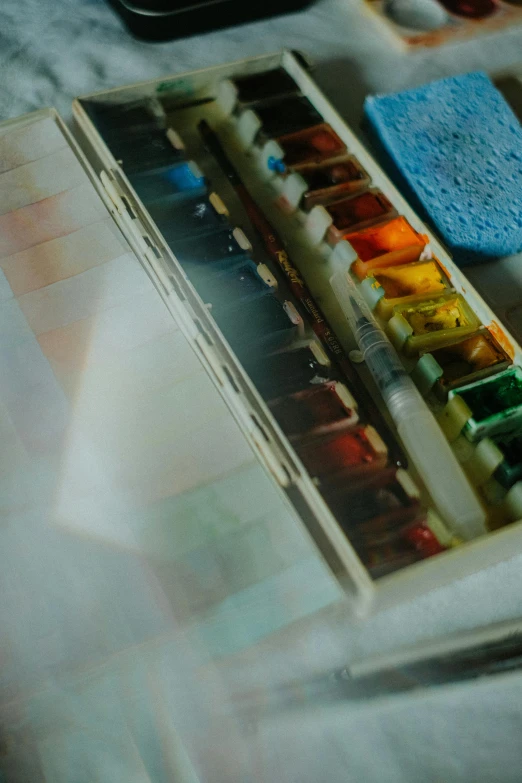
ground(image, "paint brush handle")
xmin=198 ymin=119 xmax=407 ymax=467
xmin=396 ymin=409 xmax=486 ymax=539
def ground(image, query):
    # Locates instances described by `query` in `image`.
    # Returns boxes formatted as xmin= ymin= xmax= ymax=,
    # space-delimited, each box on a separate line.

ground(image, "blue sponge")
xmin=364 ymin=72 xmax=522 ymax=266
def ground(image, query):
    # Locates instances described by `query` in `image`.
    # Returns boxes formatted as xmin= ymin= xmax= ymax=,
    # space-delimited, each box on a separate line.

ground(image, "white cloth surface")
xmin=3 ymin=0 xmax=522 ymax=780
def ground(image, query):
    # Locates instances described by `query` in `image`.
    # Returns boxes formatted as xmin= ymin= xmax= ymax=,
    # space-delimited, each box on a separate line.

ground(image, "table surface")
xmin=4 ymin=1 xmax=522 ymax=781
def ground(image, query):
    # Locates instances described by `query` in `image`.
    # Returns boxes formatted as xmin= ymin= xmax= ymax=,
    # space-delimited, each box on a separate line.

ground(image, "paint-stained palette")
xmin=362 ymin=0 xmax=522 ymax=49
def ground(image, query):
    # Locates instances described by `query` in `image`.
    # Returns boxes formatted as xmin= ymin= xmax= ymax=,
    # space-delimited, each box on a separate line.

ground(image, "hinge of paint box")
xmin=194 ymin=333 xmax=228 ymax=387
xmin=157 ymin=270 xmax=200 ymax=341
xmin=101 ymin=170 xmax=132 ymax=218
xmin=250 ymin=427 xmax=291 ymax=487
xmin=233 ymin=403 xmax=290 ymax=487
xmin=100 ymin=170 xmax=150 ymax=254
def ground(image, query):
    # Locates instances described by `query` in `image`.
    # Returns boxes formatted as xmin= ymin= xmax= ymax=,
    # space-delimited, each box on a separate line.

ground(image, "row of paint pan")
xmin=219 ymin=66 xmax=522 ymax=536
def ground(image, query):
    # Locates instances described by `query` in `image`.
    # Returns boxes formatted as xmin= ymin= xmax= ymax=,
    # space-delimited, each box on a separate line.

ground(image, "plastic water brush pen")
xmin=331 ymin=270 xmax=487 ymax=540
xmin=198 ymin=118 xmax=408 ymax=468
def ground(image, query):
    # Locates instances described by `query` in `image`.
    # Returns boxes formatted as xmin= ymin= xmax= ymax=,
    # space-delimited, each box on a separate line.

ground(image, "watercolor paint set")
xmin=3 ymin=52 xmax=522 ymax=626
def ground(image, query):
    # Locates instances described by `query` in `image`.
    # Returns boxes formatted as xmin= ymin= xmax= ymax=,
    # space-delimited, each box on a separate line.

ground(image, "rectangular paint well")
xmin=0 ymin=219 xmax=127 ymax=297
xmin=231 ymin=68 xmax=300 ymax=107
xmin=275 ymin=124 xmax=346 ymax=169
xmin=150 ymin=193 xmax=229 ymax=243
xmin=213 ymin=296 xmax=300 ymax=354
xmin=349 ymin=217 xmax=429 ymax=279
xmin=0 ymin=147 xmax=87 ymax=216
xmin=169 ymin=227 xmax=251 ymax=276
xmin=0 ymin=184 xmax=108 ymax=259
xmin=0 ymin=116 xmax=67 ymax=174
xmin=361 ymin=517 xmax=447 ymax=575
xmin=388 ymin=293 xmax=481 ymax=356
xmin=129 ymin=161 xmax=206 ymax=202
xmin=454 ymin=366 xmax=522 ymax=441
xmin=109 ymin=129 xmax=185 ymax=173
xmin=296 ymin=425 xmax=388 ymax=480
xmin=242 ymin=342 xmax=332 ymax=401
xmin=363 ymin=523 xmax=445 ymax=579
xmin=323 ymin=467 xmax=448 ymax=577
xmin=362 ymin=259 xmax=450 ymax=319
xmin=190 ymin=260 xmax=273 ymax=305
xmin=84 ymin=98 xmax=165 ymax=136
xmin=268 ymin=382 xmax=359 ymax=440
xmin=17 ymin=253 xmax=151 ymax=336
xmin=254 ymin=96 xmax=322 ymax=138
xmin=326 ymin=189 xmax=396 ymax=242
xmin=420 ymin=330 xmax=511 ymax=399
xmin=325 ymin=468 xmax=421 ymax=537
xmin=296 ymin=156 xmax=370 ymax=210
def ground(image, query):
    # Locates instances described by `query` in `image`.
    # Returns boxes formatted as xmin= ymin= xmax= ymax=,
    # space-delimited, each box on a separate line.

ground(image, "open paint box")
xmin=4 ymin=51 xmax=522 ymax=643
